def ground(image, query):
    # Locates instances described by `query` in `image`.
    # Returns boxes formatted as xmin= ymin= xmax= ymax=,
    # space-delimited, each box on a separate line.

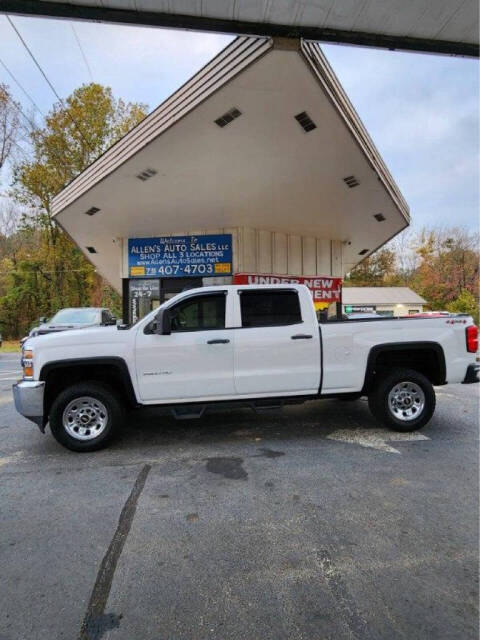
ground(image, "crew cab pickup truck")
xmin=13 ymin=285 xmax=479 ymax=452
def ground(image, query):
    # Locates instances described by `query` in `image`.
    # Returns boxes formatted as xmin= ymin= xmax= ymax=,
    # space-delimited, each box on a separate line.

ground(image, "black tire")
xmin=49 ymin=382 xmax=124 ymax=452
xmin=368 ymin=367 xmax=435 ymax=432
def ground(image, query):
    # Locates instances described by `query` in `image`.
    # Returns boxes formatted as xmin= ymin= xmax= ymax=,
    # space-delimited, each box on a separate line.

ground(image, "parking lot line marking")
xmin=78 ymin=464 xmax=151 ymax=640
xmin=0 ymin=451 xmax=24 ymax=467
xmin=436 ymin=391 xmax=461 ymax=399
xmin=316 ymin=548 xmax=369 ymax=639
xmin=326 ymin=428 xmax=430 ymax=454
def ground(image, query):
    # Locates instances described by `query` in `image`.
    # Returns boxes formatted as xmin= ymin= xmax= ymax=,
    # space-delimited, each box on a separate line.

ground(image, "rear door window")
xmin=240 ymin=290 xmax=302 ymax=327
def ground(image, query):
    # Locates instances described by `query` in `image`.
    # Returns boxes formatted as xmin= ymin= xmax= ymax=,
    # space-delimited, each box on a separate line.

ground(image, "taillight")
xmin=466 ymin=325 xmax=478 ymax=353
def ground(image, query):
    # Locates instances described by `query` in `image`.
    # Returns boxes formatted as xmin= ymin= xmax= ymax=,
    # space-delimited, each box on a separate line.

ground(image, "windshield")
xmin=49 ymin=309 xmax=98 ymax=324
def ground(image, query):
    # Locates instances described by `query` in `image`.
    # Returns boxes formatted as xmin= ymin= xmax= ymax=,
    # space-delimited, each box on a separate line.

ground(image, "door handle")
xmin=291 ymin=334 xmax=313 ymax=340
xmin=207 ymin=339 xmax=230 ymax=344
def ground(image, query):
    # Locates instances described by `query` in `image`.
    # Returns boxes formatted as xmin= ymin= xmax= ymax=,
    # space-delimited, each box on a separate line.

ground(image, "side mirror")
xmin=107 ymin=317 xmax=117 ymax=325
xmin=39 ymin=317 xmax=47 ymax=324
xmin=154 ymin=308 xmax=171 ymax=335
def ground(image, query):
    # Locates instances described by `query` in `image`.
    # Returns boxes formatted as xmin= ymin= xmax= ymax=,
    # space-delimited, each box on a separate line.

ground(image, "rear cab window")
xmin=240 ymin=290 xmax=302 ymax=327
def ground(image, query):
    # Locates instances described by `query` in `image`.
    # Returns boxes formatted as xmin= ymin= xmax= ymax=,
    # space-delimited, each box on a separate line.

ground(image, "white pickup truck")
xmin=14 ymin=284 xmax=479 ymax=452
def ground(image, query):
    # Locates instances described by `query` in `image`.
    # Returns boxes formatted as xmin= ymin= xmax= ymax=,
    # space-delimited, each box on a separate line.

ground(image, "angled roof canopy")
xmin=3 ymin=0 xmax=479 ymax=57
xmin=52 ymin=37 xmax=410 ymax=289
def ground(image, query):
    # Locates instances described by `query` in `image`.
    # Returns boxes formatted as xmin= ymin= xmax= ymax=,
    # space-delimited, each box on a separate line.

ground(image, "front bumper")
xmin=12 ymin=380 xmax=45 ymax=431
xmin=462 ymin=363 xmax=480 ymax=384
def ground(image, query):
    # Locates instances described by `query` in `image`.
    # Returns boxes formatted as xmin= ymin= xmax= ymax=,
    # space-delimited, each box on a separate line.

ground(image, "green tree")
xmin=446 ymin=289 xmax=479 ymax=325
xmin=344 ymin=247 xmax=396 ymax=286
xmin=411 ymin=227 xmax=479 ymax=310
xmin=0 ymin=83 xmax=147 ymax=338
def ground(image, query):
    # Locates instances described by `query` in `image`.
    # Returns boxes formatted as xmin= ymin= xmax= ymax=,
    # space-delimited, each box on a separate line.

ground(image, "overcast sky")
xmin=1 ymin=14 xmax=478 ymax=230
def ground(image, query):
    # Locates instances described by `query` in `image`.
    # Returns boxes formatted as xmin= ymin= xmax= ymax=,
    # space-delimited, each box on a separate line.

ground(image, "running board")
xmin=170 ymin=406 xmax=206 ymax=420
xmin=251 ymin=401 xmax=284 ymax=413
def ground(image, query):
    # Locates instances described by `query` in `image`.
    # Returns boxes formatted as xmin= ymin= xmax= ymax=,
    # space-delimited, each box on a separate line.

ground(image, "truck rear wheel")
xmin=368 ymin=367 xmax=435 ymax=432
xmin=49 ymin=382 xmax=124 ymax=452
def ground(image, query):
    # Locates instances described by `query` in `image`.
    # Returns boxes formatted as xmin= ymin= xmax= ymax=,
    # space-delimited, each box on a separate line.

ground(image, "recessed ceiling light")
xmin=343 ymin=176 xmax=360 ymax=188
xmin=86 ymin=246 xmax=97 ymax=254
xmin=358 ymin=249 xmax=369 ymax=255
xmin=136 ymin=168 xmax=157 ymax=181
xmin=84 ymin=206 xmax=100 ymax=216
xmin=294 ymin=111 xmax=317 ymax=132
xmin=214 ymin=107 xmax=242 ymax=128
xmin=374 ymin=213 xmax=386 ymax=222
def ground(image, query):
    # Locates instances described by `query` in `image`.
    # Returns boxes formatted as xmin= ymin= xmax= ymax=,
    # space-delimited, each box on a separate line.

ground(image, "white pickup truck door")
xmin=135 ymin=291 xmax=235 ymax=402
xmin=233 ymin=288 xmax=320 ymax=395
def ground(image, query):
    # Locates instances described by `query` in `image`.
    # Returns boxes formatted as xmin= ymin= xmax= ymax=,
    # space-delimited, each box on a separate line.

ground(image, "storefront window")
xmin=128 ymin=279 xmax=160 ymax=325
xmin=125 ymin=277 xmax=204 ymax=324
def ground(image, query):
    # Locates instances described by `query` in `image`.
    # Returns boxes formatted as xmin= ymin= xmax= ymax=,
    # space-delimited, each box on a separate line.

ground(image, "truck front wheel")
xmin=368 ymin=367 xmax=436 ymax=432
xmin=49 ymin=382 xmax=124 ymax=452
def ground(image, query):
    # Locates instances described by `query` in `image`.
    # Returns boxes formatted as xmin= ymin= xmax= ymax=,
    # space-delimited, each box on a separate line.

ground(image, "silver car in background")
xmin=20 ymin=307 xmax=117 ymax=347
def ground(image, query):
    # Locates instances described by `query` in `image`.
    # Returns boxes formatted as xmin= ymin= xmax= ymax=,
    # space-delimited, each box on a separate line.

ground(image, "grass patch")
xmin=0 ymin=340 xmax=21 ymax=353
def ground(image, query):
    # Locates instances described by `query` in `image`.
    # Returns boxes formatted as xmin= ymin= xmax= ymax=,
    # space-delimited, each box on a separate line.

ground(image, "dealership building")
xmin=342 ymin=287 xmax=426 ymax=317
xmin=52 ymin=36 xmax=410 ymax=323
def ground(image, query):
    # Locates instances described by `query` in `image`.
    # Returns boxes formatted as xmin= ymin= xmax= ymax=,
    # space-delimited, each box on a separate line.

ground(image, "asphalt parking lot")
xmin=0 ymin=352 xmax=478 ymax=640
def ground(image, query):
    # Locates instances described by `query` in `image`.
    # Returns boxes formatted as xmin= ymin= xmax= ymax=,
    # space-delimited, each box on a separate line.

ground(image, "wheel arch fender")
xmin=40 ymin=356 xmax=138 ymax=419
xmin=361 ymin=341 xmax=447 ymax=393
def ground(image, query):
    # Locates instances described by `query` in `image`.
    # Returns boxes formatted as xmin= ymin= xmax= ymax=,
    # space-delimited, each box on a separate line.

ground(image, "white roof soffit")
xmin=51 ymin=36 xmax=410 ymax=288
xmin=3 ymin=0 xmax=479 ymax=58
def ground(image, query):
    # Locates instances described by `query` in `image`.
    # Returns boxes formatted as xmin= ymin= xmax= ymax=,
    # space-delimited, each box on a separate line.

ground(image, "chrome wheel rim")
xmin=62 ymin=396 xmax=108 ymax=440
xmin=388 ymin=381 xmax=425 ymax=422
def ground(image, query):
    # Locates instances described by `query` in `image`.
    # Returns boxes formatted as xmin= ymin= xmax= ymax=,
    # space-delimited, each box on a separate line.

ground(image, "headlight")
xmin=23 ymin=349 xmax=34 ymax=379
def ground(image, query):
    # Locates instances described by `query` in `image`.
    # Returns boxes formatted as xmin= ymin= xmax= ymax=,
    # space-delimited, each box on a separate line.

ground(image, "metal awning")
xmin=2 ymin=0 xmax=478 ymax=57
xmin=52 ymin=37 xmax=410 ymax=290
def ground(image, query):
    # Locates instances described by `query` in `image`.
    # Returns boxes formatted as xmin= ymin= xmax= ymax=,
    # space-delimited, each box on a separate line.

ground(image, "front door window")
xmin=169 ymin=294 xmax=225 ymax=332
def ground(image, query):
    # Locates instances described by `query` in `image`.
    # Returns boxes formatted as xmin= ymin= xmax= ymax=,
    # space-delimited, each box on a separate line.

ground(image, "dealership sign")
xmin=233 ymin=273 xmax=342 ymax=303
xmin=128 ymin=234 xmax=232 ymax=278
xmin=345 ymin=305 xmax=376 ymax=313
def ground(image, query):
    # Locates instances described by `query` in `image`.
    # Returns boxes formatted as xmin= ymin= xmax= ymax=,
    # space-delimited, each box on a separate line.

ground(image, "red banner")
xmin=233 ymin=273 xmax=342 ymax=303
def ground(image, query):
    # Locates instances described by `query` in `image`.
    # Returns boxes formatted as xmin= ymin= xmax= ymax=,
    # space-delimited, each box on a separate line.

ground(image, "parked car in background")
xmin=20 ymin=308 xmax=117 ymax=347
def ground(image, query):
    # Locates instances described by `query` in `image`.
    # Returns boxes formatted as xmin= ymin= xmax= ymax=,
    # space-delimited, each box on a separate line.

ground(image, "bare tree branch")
xmin=0 ymin=84 xmax=21 ymax=175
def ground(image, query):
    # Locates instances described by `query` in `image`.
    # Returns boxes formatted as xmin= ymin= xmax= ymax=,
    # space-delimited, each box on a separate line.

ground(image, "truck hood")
xmin=26 ymin=325 xmax=127 ymax=350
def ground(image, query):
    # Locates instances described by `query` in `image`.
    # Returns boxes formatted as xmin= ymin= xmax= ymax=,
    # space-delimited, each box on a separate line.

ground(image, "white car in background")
xmin=20 ymin=307 xmax=117 ymax=347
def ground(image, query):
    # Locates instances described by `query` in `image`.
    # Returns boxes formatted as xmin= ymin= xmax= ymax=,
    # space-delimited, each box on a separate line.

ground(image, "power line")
xmin=0 ymin=56 xmax=43 ymax=116
xmin=71 ymin=24 xmax=94 ymax=83
xmin=9 ymin=138 xmax=30 ymax=160
xmin=6 ymin=15 xmax=96 ymax=154
xmin=7 ymin=16 xmax=64 ymax=108
xmin=6 ymin=92 xmax=37 ymax=130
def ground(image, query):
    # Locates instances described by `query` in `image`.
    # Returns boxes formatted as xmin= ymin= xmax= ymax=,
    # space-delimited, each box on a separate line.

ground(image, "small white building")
xmin=342 ymin=287 xmax=426 ymax=317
